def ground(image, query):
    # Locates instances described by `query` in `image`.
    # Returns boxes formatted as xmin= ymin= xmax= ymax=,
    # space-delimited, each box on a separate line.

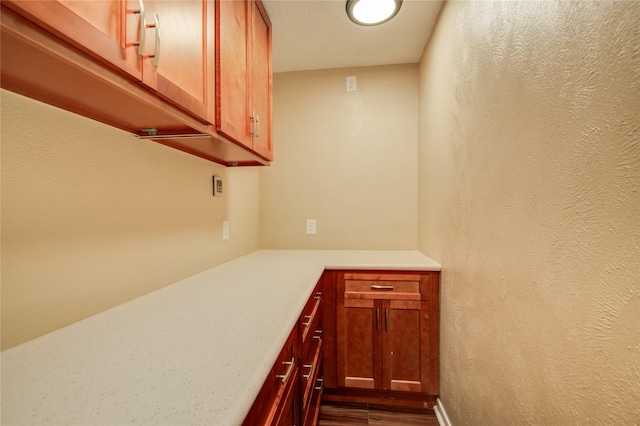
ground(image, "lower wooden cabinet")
xmin=243 ymin=325 xmax=299 ymax=425
xmin=323 ymin=270 xmax=440 ymax=410
xmin=244 ymin=278 xmax=324 ymax=426
xmin=244 ymin=269 xmax=439 ymax=423
xmin=299 ymin=284 xmax=323 ymax=425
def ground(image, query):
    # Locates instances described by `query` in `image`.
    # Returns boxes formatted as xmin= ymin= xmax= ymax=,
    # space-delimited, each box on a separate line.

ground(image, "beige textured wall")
xmin=418 ymin=1 xmax=640 ymax=424
xmin=1 ymin=90 xmax=261 ymax=350
xmin=261 ymin=65 xmax=418 ymax=249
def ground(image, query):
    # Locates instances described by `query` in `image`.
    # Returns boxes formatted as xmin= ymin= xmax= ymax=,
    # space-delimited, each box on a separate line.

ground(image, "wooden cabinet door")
xmin=336 ymin=298 xmax=382 ymax=390
xmin=3 ymin=0 xmax=141 ymax=79
xmin=337 ymin=299 xmax=430 ymax=393
xmin=216 ymin=0 xmax=272 ymax=158
xmin=216 ymin=0 xmax=252 ymax=148
xmin=382 ymin=300 xmax=429 ymax=393
xmin=142 ymin=0 xmax=215 ymax=124
xmin=249 ymin=0 xmax=272 ymax=160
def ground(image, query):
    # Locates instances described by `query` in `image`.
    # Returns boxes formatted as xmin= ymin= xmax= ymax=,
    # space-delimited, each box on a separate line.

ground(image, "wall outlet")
xmin=222 ymin=220 xmax=229 ymax=240
xmin=306 ymin=219 xmax=317 ymax=235
xmin=346 ymin=76 xmax=356 ymax=92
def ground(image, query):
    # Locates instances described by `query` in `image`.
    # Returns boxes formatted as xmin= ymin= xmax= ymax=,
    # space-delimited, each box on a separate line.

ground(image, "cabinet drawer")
xmin=301 ymin=339 xmax=323 ymax=410
xmin=243 ymin=325 xmax=298 ymax=425
xmin=302 ymin=362 xmax=323 ymax=426
xmin=300 ymin=284 xmax=323 ymax=346
xmin=340 ymin=273 xmax=422 ymax=300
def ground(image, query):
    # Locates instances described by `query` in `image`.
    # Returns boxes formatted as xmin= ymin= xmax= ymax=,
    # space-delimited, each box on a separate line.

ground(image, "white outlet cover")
xmin=346 ymin=76 xmax=356 ymax=92
xmin=222 ymin=220 xmax=229 ymax=240
xmin=306 ymin=219 xmax=317 ymax=235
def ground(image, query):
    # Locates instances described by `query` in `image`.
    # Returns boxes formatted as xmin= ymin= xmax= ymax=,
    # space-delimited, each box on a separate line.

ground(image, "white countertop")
xmin=1 ymin=250 xmax=440 ymax=426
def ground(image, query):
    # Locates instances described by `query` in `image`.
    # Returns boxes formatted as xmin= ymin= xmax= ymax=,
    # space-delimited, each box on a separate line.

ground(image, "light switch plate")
xmin=213 ymin=176 xmax=223 ymax=197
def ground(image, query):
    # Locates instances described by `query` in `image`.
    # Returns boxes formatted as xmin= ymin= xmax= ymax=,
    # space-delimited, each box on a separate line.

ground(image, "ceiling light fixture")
xmin=346 ymin=0 xmax=403 ymax=26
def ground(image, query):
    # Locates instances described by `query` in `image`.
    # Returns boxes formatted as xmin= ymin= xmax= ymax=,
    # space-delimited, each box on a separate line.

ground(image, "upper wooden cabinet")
xmin=2 ymin=0 xmax=142 ymax=78
xmin=3 ymin=0 xmax=215 ymax=125
xmin=1 ymin=0 xmax=272 ymax=166
xmin=216 ymin=0 xmax=273 ymax=161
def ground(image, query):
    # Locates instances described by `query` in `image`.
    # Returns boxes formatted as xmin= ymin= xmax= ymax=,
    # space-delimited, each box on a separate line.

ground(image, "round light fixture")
xmin=346 ymin=0 xmax=403 ymax=26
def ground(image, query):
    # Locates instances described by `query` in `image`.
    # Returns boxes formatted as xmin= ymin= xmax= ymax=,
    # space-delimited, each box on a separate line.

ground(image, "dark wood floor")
xmin=318 ymin=404 xmax=440 ymax=425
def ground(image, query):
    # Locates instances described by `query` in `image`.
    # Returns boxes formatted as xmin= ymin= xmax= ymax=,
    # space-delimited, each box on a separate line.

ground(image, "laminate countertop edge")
xmin=1 ymin=250 xmax=441 ymax=426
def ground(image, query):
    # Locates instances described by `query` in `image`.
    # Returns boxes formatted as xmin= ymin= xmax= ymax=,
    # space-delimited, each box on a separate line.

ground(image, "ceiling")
xmin=261 ymin=0 xmax=444 ymax=74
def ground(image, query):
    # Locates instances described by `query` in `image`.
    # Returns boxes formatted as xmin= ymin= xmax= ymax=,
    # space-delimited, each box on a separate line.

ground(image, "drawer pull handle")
xmin=371 ymin=285 xmax=394 ymax=290
xmin=132 ymin=0 xmax=145 ymax=51
xmin=315 ymin=291 xmax=322 ymax=300
xmin=313 ymin=329 xmax=323 ymax=339
xmin=250 ymin=113 xmax=256 ymax=136
xmin=303 ymin=363 xmax=314 ymax=380
xmin=302 ymin=315 xmax=313 ymax=328
xmin=151 ymin=13 xmax=160 ymax=67
xmin=255 ymin=114 xmax=260 ymax=138
xmin=315 ymin=377 xmax=324 ymax=391
xmin=276 ymin=358 xmax=295 ymax=384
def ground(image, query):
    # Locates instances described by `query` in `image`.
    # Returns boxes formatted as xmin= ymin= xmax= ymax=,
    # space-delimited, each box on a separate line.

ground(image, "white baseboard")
xmin=434 ymin=398 xmax=452 ymax=426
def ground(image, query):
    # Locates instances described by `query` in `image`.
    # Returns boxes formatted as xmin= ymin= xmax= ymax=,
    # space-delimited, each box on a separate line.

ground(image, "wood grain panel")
xmin=384 ymin=301 xmax=423 ymax=392
xmin=243 ymin=325 xmax=299 ymax=425
xmin=344 ymin=280 xmax=421 ymax=300
xmin=337 ymin=298 xmax=381 ymax=390
xmin=249 ymin=0 xmax=272 ymax=160
xmin=3 ymin=0 xmax=141 ymax=78
xmin=329 ymin=270 xmax=440 ymax=408
xmin=216 ymin=0 xmax=251 ymax=148
xmin=322 ymin=272 xmax=338 ymax=389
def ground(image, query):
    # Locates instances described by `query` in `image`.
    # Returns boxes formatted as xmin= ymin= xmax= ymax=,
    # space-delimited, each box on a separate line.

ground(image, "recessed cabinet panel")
xmin=337 ymin=299 xmax=380 ymax=390
xmin=216 ymin=0 xmax=251 ymax=148
xmin=59 ymin=0 xmax=121 ymax=40
xmin=143 ymin=0 xmax=215 ymax=124
xmin=384 ymin=300 xmax=426 ymax=393
xmin=249 ymin=0 xmax=272 ymax=159
xmin=3 ymin=0 xmax=142 ymax=79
